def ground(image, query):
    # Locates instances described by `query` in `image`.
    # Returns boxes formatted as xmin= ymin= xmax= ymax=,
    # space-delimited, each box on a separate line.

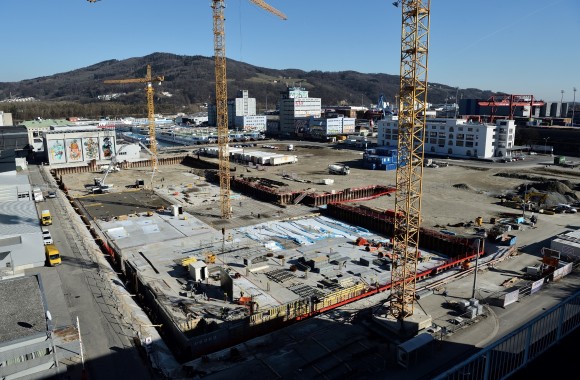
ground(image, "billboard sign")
xmin=47 ymin=139 xmax=66 ymax=164
xmin=65 ymin=138 xmax=83 ymax=162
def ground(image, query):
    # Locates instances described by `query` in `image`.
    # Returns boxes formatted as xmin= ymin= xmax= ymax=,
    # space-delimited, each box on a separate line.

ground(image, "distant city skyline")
xmin=1 ymin=0 xmax=578 ymax=102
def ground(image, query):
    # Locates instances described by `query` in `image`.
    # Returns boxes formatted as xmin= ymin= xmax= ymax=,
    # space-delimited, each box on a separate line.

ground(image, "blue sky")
xmin=2 ymin=0 xmax=579 ymax=102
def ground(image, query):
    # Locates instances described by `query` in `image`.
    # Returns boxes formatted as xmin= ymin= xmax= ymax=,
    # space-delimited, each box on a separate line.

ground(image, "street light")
xmin=560 ymin=90 xmax=565 ymax=118
xmin=471 ymin=239 xmax=482 ymax=300
xmin=522 ymin=183 xmax=529 ymax=218
xmin=572 ymin=87 xmax=577 ymax=127
xmin=543 ymin=137 xmax=550 ymax=156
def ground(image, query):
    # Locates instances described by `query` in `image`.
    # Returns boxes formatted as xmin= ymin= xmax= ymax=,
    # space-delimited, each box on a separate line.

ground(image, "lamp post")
xmin=471 ymin=239 xmax=482 ymax=300
xmin=543 ymin=137 xmax=550 ymax=156
xmin=572 ymin=87 xmax=577 ymax=127
xmin=46 ymin=311 xmax=59 ymax=372
xmin=560 ymin=90 xmax=565 ymax=118
xmin=522 ymin=183 xmax=528 ymax=218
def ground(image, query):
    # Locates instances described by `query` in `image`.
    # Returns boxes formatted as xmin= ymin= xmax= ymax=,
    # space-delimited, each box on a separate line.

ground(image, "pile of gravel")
xmin=453 ymin=183 xmax=476 ymax=191
xmin=518 ymin=180 xmax=578 ymax=207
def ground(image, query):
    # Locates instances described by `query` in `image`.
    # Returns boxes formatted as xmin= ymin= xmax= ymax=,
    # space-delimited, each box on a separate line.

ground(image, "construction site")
xmin=46 ymin=139 xmax=580 ymax=370
xmin=20 ymin=1 xmax=576 ymax=379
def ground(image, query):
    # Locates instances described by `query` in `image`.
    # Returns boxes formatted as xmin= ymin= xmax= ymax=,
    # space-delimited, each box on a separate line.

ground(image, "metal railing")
xmin=433 ymin=289 xmax=580 ymax=380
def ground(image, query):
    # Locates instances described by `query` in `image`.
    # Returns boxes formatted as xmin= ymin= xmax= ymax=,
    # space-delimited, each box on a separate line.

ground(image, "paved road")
xmin=28 ymin=164 xmax=156 ymax=380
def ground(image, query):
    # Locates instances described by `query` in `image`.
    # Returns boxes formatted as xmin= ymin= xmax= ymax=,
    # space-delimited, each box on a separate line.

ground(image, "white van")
xmin=33 ymin=187 xmax=44 ymax=202
xmin=100 ymin=165 xmax=120 ymax=173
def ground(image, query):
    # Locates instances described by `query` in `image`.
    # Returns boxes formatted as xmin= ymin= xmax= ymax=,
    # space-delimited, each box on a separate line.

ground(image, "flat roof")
xmin=0 ymin=275 xmax=46 ymax=344
xmin=96 ymin=209 xmax=448 ymax=330
xmin=0 ymin=201 xmax=41 ymax=236
xmin=0 ymin=173 xmax=32 ymax=187
xmin=398 ymin=333 xmax=435 ymax=353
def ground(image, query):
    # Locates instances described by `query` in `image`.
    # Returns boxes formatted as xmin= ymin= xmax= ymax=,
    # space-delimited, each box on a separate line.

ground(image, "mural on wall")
xmin=47 ymin=139 xmax=66 ymax=164
xmin=83 ymin=137 xmax=99 ymax=160
xmin=99 ymin=136 xmax=115 ymax=159
xmin=65 ymin=138 xmax=83 ymax=162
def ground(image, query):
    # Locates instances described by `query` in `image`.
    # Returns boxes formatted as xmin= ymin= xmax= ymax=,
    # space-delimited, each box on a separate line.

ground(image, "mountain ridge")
xmin=0 ymin=52 xmax=501 ymax=115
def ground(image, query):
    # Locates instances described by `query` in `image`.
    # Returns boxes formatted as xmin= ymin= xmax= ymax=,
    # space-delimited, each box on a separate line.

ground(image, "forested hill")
xmin=0 ymin=52 xmax=500 ymax=120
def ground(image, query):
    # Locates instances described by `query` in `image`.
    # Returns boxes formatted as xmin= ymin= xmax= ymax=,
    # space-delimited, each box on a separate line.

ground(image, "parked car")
xmin=47 ymin=191 xmax=56 ymax=198
xmin=42 ymin=229 xmax=53 ymax=245
xmin=555 ymin=204 xmax=578 ymax=213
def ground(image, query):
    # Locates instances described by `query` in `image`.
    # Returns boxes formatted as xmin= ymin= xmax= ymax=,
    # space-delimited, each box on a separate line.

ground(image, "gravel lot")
xmin=60 ymin=142 xmax=580 ymax=234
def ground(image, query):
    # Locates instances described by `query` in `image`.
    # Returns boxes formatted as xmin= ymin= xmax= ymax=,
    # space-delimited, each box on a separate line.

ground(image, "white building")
xmin=0 ymin=111 xmax=13 ymax=126
xmin=307 ymin=116 xmax=356 ymax=140
xmin=278 ymin=87 xmax=321 ymax=137
xmin=208 ymin=90 xmax=258 ymax=129
xmin=43 ymin=126 xmax=117 ymax=165
xmin=234 ymin=115 xmax=267 ymax=132
xmin=377 ymin=116 xmax=516 ymax=159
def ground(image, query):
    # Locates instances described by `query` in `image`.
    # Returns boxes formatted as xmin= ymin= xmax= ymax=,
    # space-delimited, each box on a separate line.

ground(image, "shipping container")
xmin=269 ymin=155 xmax=298 ymax=166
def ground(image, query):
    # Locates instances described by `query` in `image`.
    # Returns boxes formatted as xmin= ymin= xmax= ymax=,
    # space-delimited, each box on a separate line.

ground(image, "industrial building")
xmin=458 ymin=98 xmax=575 ymax=126
xmin=277 ymin=87 xmax=322 ymax=137
xmin=377 ymin=116 xmax=516 ymax=159
xmin=306 ymin=115 xmax=356 ymax=140
xmin=175 ymin=113 xmax=209 ymax=127
xmin=208 ymin=90 xmax=266 ymax=131
xmin=234 ymin=115 xmax=267 ymax=131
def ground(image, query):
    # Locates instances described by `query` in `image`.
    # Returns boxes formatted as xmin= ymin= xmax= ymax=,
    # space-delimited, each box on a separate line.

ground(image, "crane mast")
xmin=390 ymin=0 xmax=431 ymax=323
xmin=103 ymin=64 xmax=164 ymax=185
xmin=211 ymin=0 xmax=286 ymax=219
xmin=212 ymin=0 xmax=232 ymax=219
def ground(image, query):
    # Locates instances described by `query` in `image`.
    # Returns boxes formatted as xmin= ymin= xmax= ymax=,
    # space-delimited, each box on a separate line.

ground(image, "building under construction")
xmin=49 ymin=153 xmax=486 ymax=362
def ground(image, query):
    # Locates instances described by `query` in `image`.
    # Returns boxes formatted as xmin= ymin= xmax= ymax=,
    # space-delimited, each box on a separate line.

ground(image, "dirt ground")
xmin=60 ymin=142 xmax=580 ymax=234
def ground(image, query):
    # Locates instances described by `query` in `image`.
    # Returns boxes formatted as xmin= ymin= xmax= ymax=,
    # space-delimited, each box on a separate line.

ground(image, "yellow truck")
xmin=44 ymin=244 xmax=62 ymax=266
xmin=41 ymin=210 xmax=52 ymax=226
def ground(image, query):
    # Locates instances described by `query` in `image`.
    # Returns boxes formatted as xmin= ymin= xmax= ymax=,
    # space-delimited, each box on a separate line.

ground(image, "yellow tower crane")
xmin=103 ymin=64 xmax=164 ymax=185
xmin=389 ymin=0 xmax=431 ymax=326
xmin=211 ymin=0 xmax=286 ymax=219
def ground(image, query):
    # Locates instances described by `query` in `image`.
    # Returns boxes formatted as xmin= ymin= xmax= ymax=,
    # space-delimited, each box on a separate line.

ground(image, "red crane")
xmin=478 ymin=95 xmax=545 ymax=121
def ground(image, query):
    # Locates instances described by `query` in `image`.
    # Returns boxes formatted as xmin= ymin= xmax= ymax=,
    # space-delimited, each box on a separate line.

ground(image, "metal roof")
xmin=20 ymin=119 xmax=70 ymax=129
xmin=0 ymin=201 xmax=40 ymax=236
xmin=0 ymin=173 xmax=31 ymax=187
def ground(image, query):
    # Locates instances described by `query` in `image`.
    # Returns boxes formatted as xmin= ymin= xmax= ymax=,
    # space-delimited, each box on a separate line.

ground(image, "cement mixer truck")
xmin=328 ymin=164 xmax=350 ymax=175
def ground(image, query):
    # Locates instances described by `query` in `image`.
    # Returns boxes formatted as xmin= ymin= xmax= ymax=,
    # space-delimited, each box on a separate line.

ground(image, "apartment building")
xmin=377 ymin=116 xmax=516 ymax=159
